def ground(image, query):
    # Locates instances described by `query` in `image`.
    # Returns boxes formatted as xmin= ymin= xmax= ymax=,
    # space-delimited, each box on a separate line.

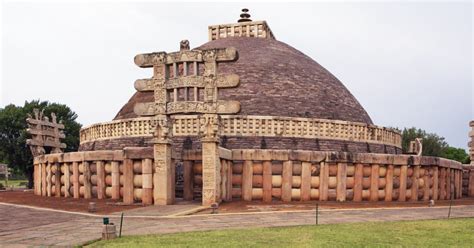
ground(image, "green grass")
xmin=1 ymin=179 xmax=28 ymax=188
xmin=86 ymin=218 xmax=474 ymax=247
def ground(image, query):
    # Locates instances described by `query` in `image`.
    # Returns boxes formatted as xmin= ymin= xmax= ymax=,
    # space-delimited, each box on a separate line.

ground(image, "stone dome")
xmin=79 ymin=20 xmax=402 ymax=155
xmin=114 ymin=37 xmax=373 ymax=124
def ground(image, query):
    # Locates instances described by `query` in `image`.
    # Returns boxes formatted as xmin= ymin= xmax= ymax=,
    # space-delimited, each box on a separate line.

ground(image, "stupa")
xmin=30 ymin=10 xmax=468 ymax=207
xmin=80 ymin=9 xmax=402 ymax=155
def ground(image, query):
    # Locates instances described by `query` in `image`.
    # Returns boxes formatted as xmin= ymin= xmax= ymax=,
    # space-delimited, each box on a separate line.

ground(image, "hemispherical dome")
xmin=114 ymin=37 xmax=373 ymax=124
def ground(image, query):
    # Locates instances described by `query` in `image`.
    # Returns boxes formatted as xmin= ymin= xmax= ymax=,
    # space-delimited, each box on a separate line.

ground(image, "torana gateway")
xmin=29 ymin=10 xmax=474 ymax=206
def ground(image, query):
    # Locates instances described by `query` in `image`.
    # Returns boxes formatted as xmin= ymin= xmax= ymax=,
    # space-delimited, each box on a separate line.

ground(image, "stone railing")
xmin=208 ymin=20 xmax=275 ymax=41
xmin=224 ymin=150 xmax=464 ymax=202
xmin=80 ymin=115 xmax=402 ymax=148
xmin=34 ymin=148 xmax=467 ymax=205
xmin=218 ymin=115 xmax=401 ymax=147
xmin=80 ymin=117 xmax=156 ymax=143
xmin=33 ymin=148 xmax=156 ymax=204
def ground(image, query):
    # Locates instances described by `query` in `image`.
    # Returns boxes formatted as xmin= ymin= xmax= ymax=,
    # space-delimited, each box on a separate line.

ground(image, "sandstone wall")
xmin=34 ymin=148 xmax=464 ymax=205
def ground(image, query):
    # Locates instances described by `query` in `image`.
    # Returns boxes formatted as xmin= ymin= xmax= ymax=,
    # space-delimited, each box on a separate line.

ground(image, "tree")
xmin=401 ymin=127 xmax=448 ymax=156
xmin=401 ymin=127 xmax=469 ymax=163
xmin=0 ymin=100 xmax=81 ymax=188
xmin=441 ymin=147 xmax=470 ymax=164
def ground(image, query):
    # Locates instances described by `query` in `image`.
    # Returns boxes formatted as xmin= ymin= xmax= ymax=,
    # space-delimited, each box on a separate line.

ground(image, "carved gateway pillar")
xmin=152 ymin=115 xmax=175 ymax=205
xmin=200 ymin=114 xmax=222 ymax=206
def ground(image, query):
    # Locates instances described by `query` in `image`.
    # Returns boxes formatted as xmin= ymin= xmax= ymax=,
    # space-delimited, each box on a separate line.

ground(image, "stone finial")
xmin=180 ymin=40 xmax=190 ymax=51
xmin=238 ymin=8 xmax=252 ymax=23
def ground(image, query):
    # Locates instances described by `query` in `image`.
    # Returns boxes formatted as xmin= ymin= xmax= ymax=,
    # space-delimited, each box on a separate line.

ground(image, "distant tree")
xmin=441 ymin=147 xmax=470 ymax=164
xmin=401 ymin=127 xmax=469 ymax=163
xmin=0 ymin=100 xmax=81 ymax=188
xmin=401 ymin=127 xmax=448 ymax=156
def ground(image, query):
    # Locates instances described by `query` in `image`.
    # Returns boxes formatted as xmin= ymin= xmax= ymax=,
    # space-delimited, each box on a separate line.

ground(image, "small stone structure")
xmin=26 ymin=109 xmax=66 ymax=156
xmin=102 ymin=224 xmax=116 ymax=240
xmin=0 ymin=163 xmax=11 ymax=188
xmin=463 ymin=121 xmax=474 ymax=197
xmin=28 ymin=10 xmax=474 ymax=206
xmin=469 ymin=121 xmax=474 ymax=165
xmin=27 ymin=109 xmax=66 ymax=197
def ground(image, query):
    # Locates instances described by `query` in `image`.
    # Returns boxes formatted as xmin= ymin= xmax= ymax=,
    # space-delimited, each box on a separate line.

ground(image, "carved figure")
xmin=153 ymin=116 xmax=171 ymax=141
xmin=408 ymin=138 xmax=423 ymax=156
xmin=180 ymin=40 xmax=190 ymax=51
xmin=200 ymin=115 xmax=220 ymax=139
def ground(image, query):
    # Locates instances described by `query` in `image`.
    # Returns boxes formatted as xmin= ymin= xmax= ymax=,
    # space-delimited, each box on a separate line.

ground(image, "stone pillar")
xmin=202 ymin=137 xmax=221 ymax=206
xmin=281 ymin=160 xmax=293 ymax=202
xmin=142 ymin=158 xmax=153 ymax=205
xmin=72 ymin=161 xmax=79 ymax=198
xmin=153 ymin=116 xmax=175 ymax=205
xmin=470 ymin=121 xmax=474 ymax=166
xmin=469 ymin=121 xmax=474 ymax=196
xmin=200 ymin=114 xmax=221 ymax=206
xmin=153 ymin=137 xmax=174 ymax=205
xmin=34 ymin=163 xmax=40 ymax=195
xmin=336 ymin=162 xmax=347 ymax=202
xmin=96 ymin=161 xmax=105 ymax=199
xmin=123 ymin=159 xmax=134 ymax=204
xmin=111 ymin=161 xmax=120 ymax=200
xmin=183 ymin=160 xmax=194 ymax=201
xmin=54 ymin=162 xmax=61 ymax=197
xmin=83 ymin=161 xmax=92 ymax=199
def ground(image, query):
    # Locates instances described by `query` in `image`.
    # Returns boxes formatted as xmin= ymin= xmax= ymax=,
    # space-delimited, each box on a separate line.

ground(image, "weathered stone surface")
xmin=80 ymin=136 xmax=402 ymax=155
xmin=26 ymin=109 xmax=66 ymax=156
xmin=116 ymin=37 xmax=372 ymax=124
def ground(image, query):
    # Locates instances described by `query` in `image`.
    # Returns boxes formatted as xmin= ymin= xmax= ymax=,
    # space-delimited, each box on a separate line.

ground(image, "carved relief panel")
xmin=133 ymin=42 xmax=240 ymax=117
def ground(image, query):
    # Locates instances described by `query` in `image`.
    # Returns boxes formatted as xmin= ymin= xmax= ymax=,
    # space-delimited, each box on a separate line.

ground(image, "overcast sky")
xmin=1 ymin=1 xmax=472 ymax=149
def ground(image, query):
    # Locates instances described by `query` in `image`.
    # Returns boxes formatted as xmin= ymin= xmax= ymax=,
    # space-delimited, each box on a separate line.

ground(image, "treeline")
xmin=401 ymin=127 xmax=470 ymax=164
xmin=0 ymin=100 xmax=81 ymax=188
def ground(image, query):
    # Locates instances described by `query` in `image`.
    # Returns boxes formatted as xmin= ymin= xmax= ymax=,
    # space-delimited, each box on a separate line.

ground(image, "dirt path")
xmin=0 ymin=191 xmax=140 ymax=214
xmin=2 ymin=202 xmax=474 ymax=247
xmin=4 ymin=191 xmax=474 ymax=215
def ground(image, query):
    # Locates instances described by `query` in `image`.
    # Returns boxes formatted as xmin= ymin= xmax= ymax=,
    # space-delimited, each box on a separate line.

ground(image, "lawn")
xmin=86 ymin=218 xmax=474 ymax=247
xmin=1 ymin=179 xmax=28 ymax=188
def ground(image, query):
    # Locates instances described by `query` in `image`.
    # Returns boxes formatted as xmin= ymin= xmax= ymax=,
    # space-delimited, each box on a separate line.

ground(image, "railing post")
xmin=201 ymin=114 xmax=222 ymax=206
xmin=152 ymin=115 xmax=175 ymax=205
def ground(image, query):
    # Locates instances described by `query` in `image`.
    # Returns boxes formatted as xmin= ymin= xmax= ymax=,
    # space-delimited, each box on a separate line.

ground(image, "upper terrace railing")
xmin=80 ymin=115 xmax=402 ymax=148
xmin=208 ymin=21 xmax=275 ymax=41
